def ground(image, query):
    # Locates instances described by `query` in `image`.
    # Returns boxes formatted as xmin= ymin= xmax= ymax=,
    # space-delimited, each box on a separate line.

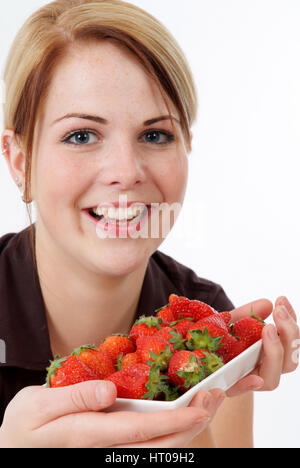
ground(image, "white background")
xmin=1 ymin=0 xmax=299 ymax=448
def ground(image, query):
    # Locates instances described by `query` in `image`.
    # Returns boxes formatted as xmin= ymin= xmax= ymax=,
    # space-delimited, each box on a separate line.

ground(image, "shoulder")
xmin=0 ymin=227 xmax=32 ymax=259
xmin=149 ymin=250 xmax=235 ymax=312
xmin=0 ymin=231 xmax=18 ymax=253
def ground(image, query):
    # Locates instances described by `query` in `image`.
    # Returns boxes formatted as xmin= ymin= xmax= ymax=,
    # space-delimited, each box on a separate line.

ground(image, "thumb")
xmin=48 ymin=380 xmax=117 ymax=414
xmin=21 ymin=380 xmax=117 ymax=428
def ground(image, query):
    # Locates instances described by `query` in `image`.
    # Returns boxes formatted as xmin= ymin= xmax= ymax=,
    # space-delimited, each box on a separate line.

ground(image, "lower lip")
xmin=83 ymin=206 xmax=152 ymax=238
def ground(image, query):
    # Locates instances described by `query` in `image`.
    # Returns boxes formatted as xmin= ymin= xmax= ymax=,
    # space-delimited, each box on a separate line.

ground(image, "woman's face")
xmin=32 ymin=41 xmax=189 ymax=276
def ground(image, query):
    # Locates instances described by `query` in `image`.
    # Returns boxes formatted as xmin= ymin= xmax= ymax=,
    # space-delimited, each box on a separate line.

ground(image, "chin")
xmin=85 ymin=238 xmax=156 ymax=277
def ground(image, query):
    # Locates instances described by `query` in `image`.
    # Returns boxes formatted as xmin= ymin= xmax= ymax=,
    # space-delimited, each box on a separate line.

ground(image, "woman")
xmin=0 ymin=0 xmax=298 ymax=448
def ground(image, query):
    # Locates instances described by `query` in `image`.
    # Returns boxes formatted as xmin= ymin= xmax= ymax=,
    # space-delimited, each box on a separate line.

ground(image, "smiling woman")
xmin=0 ymin=0 xmax=299 ymax=450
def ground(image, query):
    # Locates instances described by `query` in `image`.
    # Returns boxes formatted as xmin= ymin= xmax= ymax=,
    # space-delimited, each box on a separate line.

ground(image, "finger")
xmin=225 ymin=373 xmax=264 ymax=397
xmin=17 ymin=380 xmax=117 ymax=429
xmin=103 ymin=402 xmax=211 ymax=446
xmin=106 ymin=418 xmax=211 ymax=448
xmin=230 ymin=299 xmax=273 ymax=323
xmin=275 ymin=296 xmax=297 ymax=323
xmin=40 ymin=401 xmax=212 ymax=448
xmin=109 ymin=389 xmax=225 ymax=448
xmin=273 ymin=305 xmax=300 ymax=373
xmin=256 ymin=324 xmax=284 ymax=391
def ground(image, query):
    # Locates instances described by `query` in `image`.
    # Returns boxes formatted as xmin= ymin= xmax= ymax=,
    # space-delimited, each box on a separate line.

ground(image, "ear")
xmin=1 ymin=130 xmax=26 ymax=192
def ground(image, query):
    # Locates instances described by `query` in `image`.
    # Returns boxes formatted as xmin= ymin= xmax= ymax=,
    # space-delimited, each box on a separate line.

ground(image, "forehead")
xmin=42 ymin=40 xmax=178 ymax=124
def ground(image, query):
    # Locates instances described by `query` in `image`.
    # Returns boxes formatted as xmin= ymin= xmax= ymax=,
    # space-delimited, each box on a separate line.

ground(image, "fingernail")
xmin=277 ymin=296 xmax=286 ymax=304
xmin=277 ymin=306 xmax=289 ymax=321
xmin=95 ymin=383 xmax=111 ymax=406
xmin=268 ymin=325 xmax=279 ymax=341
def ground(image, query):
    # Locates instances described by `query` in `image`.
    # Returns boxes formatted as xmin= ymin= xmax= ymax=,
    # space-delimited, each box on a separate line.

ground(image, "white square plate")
xmin=108 ymin=339 xmax=263 ymax=413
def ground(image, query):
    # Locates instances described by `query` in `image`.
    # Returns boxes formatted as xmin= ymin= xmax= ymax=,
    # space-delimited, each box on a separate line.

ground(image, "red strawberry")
xmin=116 ymin=351 xmax=142 ymax=370
xmin=214 ymin=334 xmax=245 ymax=364
xmin=167 ymin=350 xmax=205 ymax=392
xmin=231 ymin=313 xmax=265 ymax=349
xmin=72 ymin=345 xmax=115 ymax=379
xmin=99 ymin=334 xmax=135 ymax=364
xmin=218 ymin=312 xmax=232 ymax=331
xmin=169 ymin=294 xmax=192 ymax=320
xmin=170 ymin=318 xmax=195 ymax=338
xmin=169 ymin=294 xmax=216 ymax=321
xmin=186 ymin=315 xmax=229 ymax=352
xmin=136 ymin=335 xmax=174 ymax=370
xmin=192 ymin=349 xmax=224 ymax=375
xmin=106 ymin=363 xmax=172 ymax=400
xmin=155 ymin=326 xmax=186 ymax=350
xmin=46 ymin=355 xmax=98 ymax=388
xmin=129 ymin=316 xmax=162 ymax=344
xmin=156 ymin=306 xmax=175 ymax=326
xmin=188 ymin=300 xmax=217 ymax=321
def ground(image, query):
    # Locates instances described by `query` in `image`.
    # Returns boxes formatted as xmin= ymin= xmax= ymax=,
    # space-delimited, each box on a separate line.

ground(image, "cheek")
xmin=32 ymin=150 xmax=91 ymax=210
xmin=153 ymin=152 xmax=188 ymax=204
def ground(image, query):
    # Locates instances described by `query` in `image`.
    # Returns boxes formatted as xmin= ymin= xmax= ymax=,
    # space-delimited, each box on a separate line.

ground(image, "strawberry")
xmin=214 ymin=334 xmax=245 ymax=364
xmin=169 ymin=294 xmax=192 ymax=320
xmin=188 ymin=300 xmax=217 ymax=321
xmin=169 ymin=294 xmax=216 ymax=321
xmin=106 ymin=363 xmax=174 ymax=400
xmin=231 ymin=312 xmax=265 ymax=349
xmin=72 ymin=345 xmax=115 ymax=379
xmin=116 ymin=351 xmax=142 ymax=370
xmin=156 ymin=306 xmax=175 ymax=326
xmin=129 ymin=316 xmax=162 ymax=344
xmin=192 ymin=349 xmax=224 ymax=376
xmin=218 ymin=312 xmax=232 ymax=331
xmin=155 ymin=326 xmax=186 ymax=350
xmin=186 ymin=315 xmax=229 ymax=352
xmin=170 ymin=318 xmax=195 ymax=338
xmin=136 ymin=335 xmax=174 ymax=370
xmin=46 ymin=355 xmax=98 ymax=388
xmin=167 ymin=350 xmax=205 ymax=392
xmin=99 ymin=334 xmax=135 ymax=364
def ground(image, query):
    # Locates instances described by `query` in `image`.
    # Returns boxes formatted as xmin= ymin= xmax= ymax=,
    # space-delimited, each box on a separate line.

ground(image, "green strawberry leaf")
xmin=186 ymin=328 xmax=223 ymax=352
xmin=45 ymin=356 xmax=67 ymax=388
xmin=72 ymin=344 xmax=96 ymax=356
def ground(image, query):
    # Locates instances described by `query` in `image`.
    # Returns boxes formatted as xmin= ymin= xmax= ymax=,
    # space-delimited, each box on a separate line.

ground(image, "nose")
xmin=98 ymin=137 xmax=147 ymax=190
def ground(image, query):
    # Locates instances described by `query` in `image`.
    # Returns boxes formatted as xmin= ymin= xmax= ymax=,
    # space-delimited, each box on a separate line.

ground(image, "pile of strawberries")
xmin=46 ymin=294 xmax=265 ymax=401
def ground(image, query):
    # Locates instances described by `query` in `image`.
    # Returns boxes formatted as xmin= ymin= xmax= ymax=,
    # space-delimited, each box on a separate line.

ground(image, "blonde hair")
xmin=2 ymin=0 xmax=198 ymax=208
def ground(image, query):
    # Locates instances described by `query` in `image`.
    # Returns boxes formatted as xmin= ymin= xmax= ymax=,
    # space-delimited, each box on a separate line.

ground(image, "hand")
xmin=225 ymin=297 xmax=300 ymax=397
xmin=0 ymin=380 xmax=225 ymax=448
xmin=109 ymin=388 xmax=226 ymax=448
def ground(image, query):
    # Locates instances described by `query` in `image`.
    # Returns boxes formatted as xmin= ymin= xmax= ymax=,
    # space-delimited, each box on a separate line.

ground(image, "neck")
xmin=35 ymin=223 xmax=149 ymax=358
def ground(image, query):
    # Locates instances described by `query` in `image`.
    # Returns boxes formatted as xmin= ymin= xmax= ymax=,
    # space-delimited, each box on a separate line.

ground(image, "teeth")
xmin=93 ymin=205 xmax=145 ymax=220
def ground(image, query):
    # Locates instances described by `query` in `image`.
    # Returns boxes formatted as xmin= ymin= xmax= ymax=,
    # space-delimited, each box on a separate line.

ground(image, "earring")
xmin=1 ymin=142 xmax=8 ymax=155
xmin=15 ymin=177 xmax=22 ymax=189
xmin=15 ymin=177 xmax=26 ymax=202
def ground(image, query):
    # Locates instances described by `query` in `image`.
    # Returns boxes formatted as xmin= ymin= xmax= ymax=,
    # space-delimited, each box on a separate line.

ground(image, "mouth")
xmin=85 ymin=203 xmax=151 ymax=225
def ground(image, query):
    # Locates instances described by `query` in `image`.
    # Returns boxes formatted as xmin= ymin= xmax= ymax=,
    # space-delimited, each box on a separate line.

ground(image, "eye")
xmin=61 ymin=129 xmax=98 ymax=146
xmin=142 ymin=130 xmax=175 ymax=145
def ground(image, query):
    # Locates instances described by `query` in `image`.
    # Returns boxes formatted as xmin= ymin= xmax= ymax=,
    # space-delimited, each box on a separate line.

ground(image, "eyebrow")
xmin=51 ymin=113 xmax=181 ymax=127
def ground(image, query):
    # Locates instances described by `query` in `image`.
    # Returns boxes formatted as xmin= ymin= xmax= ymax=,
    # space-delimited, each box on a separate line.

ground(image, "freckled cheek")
xmin=32 ymin=153 xmax=91 ymax=209
xmin=153 ymin=155 xmax=188 ymax=204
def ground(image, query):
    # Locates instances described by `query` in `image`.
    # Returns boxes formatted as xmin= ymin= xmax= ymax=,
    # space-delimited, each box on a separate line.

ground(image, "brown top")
xmin=0 ymin=226 xmax=234 ymax=425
